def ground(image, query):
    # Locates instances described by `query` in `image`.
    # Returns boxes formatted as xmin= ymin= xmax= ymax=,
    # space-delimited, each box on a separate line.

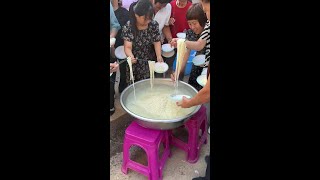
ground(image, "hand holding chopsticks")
xmin=117 ymin=58 xmax=152 ymax=65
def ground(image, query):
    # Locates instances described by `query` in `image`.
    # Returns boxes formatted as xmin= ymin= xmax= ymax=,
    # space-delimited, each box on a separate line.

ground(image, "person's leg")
xmin=118 ymin=59 xmax=127 ymax=93
xmin=110 ymin=72 xmax=116 ymax=116
xmin=110 ymin=56 xmax=116 ymax=116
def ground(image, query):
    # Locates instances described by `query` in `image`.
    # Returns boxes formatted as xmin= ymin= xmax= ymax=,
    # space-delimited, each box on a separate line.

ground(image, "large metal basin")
xmin=120 ymin=78 xmax=201 ymax=130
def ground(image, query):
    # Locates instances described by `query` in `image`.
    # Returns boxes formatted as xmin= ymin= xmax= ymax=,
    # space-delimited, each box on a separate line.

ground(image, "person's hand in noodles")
xmin=177 ymin=74 xmax=210 ymax=108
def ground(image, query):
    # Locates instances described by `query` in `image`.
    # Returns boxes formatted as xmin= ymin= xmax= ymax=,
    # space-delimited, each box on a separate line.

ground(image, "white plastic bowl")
xmin=196 ymin=75 xmax=207 ymax=87
xmin=115 ymin=46 xmax=127 ymax=59
xmin=192 ymin=54 xmax=206 ymax=66
xmin=162 ymin=51 xmax=175 ymax=58
xmin=177 ymin=32 xmax=186 ymax=39
xmin=154 ymin=62 xmax=169 ymax=73
xmin=201 ymin=68 xmax=208 ymax=75
xmin=162 ymin=44 xmax=174 ymax=52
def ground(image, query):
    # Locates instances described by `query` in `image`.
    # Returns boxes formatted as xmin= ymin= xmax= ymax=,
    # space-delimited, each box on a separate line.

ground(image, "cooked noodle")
xmin=127 ymin=57 xmax=136 ymax=100
xmin=148 ymin=61 xmax=155 ymax=89
xmin=175 ymin=39 xmax=187 ymax=89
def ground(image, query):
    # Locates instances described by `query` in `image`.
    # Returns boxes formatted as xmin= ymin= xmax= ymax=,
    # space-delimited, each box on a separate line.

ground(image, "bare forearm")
xmin=185 ymin=39 xmax=206 ymax=51
xmin=110 ymin=29 xmax=118 ymax=38
xmin=124 ymin=48 xmax=133 ymax=57
xmin=188 ymin=87 xmax=210 ymax=106
xmin=162 ymin=26 xmax=172 ymax=43
xmin=124 ymin=43 xmax=133 ymax=57
xmin=154 ymin=41 xmax=162 ymax=58
xmin=186 ymin=75 xmax=210 ymax=107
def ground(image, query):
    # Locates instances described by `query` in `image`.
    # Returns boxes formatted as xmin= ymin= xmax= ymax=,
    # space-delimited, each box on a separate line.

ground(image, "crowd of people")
xmin=110 ymin=0 xmax=211 ymax=178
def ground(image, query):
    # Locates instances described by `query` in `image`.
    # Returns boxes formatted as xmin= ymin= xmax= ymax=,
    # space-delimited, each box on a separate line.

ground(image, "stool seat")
xmin=122 ymin=121 xmax=171 ymax=180
xmin=126 ymin=122 xmax=162 ymax=144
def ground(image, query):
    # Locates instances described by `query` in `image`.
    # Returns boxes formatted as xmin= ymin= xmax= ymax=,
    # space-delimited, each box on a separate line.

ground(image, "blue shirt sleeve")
xmin=110 ymin=2 xmax=121 ymax=32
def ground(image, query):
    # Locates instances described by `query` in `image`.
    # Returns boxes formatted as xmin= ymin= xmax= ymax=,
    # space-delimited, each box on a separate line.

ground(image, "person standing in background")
xmin=174 ymin=1 xmax=211 ymax=179
xmin=169 ymin=0 xmax=192 ymax=38
xmin=122 ymin=0 xmax=163 ymax=84
xmin=111 ymin=0 xmax=130 ymax=94
xmin=110 ymin=1 xmax=121 ymax=38
xmin=110 ymin=1 xmax=121 ymax=116
xmin=170 ymin=3 xmax=207 ymax=91
xmin=152 ymin=0 xmax=173 ymax=44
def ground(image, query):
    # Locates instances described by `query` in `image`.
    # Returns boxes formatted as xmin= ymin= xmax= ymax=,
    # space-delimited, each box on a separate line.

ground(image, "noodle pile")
xmin=126 ymin=85 xmax=195 ymax=119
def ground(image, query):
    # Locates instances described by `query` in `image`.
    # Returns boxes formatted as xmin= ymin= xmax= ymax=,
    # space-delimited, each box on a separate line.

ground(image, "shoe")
xmin=110 ymin=107 xmax=115 ymax=116
xmin=205 ymin=156 xmax=209 ymax=164
xmin=192 ymin=177 xmax=206 ymax=180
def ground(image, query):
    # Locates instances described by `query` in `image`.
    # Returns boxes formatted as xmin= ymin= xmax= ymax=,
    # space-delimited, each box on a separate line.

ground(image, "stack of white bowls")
xmin=161 ymin=44 xmax=175 ymax=58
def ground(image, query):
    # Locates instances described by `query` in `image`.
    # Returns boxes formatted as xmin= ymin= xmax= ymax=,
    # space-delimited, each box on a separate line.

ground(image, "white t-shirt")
xmin=154 ymin=3 xmax=172 ymax=42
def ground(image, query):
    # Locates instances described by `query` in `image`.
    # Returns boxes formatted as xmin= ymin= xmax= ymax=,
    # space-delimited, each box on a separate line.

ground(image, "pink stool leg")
xmin=186 ymin=124 xmax=199 ymax=163
xmin=148 ymin=148 xmax=160 ymax=180
xmin=164 ymin=131 xmax=171 ymax=158
xmin=121 ymin=138 xmax=130 ymax=175
xmin=202 ymin=118 xmax=208 ymax=144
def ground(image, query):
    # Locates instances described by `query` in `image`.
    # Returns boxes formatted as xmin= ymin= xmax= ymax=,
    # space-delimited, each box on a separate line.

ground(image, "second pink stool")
xmin=121 ymin=121 xmax=171 ymax=180
xmin=169 ymin=105 xmax=208 ymax=163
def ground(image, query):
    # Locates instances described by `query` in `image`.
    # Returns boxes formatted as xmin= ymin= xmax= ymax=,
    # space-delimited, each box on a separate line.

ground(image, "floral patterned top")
xmin=122 ymin=20 xmax=161 ymax=84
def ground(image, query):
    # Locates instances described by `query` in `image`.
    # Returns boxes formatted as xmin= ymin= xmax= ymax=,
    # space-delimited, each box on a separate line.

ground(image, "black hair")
xmin=129 ymin=0 xmax=154 ymax=39
xmin=154 ymin=0 xmax=171 ymax=4
xmin=186 ymin=3 xmax=207 ymax=27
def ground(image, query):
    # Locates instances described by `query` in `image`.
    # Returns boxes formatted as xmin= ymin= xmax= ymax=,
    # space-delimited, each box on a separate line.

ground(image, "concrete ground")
xmin=110 ymin=68 xmax=211 ymax=180
xmin=110 ymin=136 xmax=210 ymax=180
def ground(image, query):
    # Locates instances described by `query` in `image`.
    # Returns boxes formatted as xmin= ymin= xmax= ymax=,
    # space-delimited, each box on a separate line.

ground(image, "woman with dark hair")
xmin=172 ymin=0 xmax=211 ymax=179
xmin=171 ymin=3 xmax=207 ymax=91
xmin=122 ymin=0 xmax=163 ymax=84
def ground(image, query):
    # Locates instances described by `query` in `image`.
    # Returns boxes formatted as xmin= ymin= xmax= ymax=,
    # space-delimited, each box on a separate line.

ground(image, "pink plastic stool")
xmin=169 ymin=105 xmax=208 ymax=163
xmin=121 ymin=121 xmax=171 ymax=180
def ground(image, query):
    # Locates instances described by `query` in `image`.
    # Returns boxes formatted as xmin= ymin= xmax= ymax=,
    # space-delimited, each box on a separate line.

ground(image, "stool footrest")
xmin=127 ymin=160 xmax=149 ymax=177
xmin=171 ymin=137 xmax=189 ymax=152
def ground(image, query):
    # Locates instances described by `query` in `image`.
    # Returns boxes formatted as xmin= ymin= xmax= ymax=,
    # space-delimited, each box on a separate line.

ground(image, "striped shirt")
xmin=200 ymin=21 xmax=210 ymax=67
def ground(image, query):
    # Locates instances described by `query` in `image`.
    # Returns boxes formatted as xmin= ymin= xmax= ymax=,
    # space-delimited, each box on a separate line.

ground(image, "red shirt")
xmin=170 ymin=0 xmax=192 ymax=38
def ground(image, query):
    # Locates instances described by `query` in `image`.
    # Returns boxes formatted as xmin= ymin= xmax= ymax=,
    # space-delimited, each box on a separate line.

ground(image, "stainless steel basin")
xmin=120 ymin=78 xmax=201 ymax=130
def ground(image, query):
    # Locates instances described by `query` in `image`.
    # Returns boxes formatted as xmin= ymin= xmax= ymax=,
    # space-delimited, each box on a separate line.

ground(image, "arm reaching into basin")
xmin=177 ymin=74 xmax=210 ymax=108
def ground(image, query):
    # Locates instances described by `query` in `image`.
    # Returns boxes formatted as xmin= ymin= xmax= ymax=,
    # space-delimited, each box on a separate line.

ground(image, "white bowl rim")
xmin=196 ymin=74 xmax=207 ymax=87
xmin=176 ymin=32 xmax=186 ymax=39
xmin=192 ymin=54 xmax=206 ymax=66
xmin=162 ymin=50 xmax=175 ymax=58
xmin=154 ymin=62 xmax=169 ymax=73
xmin=115 ymin=46 xmax=127 ymax=59
xmin=162 ymin=44 xmax=174 ymax=52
